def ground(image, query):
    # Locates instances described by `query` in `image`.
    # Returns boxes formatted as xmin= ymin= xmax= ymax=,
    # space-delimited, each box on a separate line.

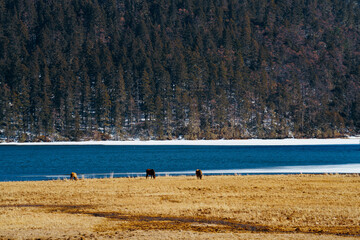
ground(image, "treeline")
xmin=0 ymin=0 xmax=360 ymax=142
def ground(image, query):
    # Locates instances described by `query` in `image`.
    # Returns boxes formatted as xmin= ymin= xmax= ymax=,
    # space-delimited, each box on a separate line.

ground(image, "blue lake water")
xmin=0 ymin=145 xmax=359 ymax=181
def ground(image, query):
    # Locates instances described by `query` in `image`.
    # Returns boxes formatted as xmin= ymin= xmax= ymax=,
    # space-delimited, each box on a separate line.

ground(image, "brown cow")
xmin=146 ymin=169 xmax=156 ymax=179
xmin=196 ymin=169 xmax=202 ymax=179
xmin=70 ymin=172 xmax=78 ymax=180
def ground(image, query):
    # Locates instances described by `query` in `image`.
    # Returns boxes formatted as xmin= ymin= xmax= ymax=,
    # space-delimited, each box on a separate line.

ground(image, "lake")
xmin=0 ymin=144 xmax=359 ymax=181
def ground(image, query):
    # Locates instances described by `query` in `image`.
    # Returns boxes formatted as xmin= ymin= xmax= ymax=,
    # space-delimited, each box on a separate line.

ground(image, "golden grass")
xmin=0 ymin=174 xmax=359 ymax=239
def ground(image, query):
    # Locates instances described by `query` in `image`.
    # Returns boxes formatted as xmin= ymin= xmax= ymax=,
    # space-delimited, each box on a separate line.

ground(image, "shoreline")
xmin=4 ymin=163 xmax=360 ymax=183
xmin=2 ymin=172 xmax=360 ymax=184
xmin=1 ymin=137 xmax=360 ymax=146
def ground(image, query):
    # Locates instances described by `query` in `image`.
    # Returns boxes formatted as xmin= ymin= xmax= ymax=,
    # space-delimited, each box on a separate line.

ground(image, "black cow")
xmin=196 ymin=169 xmax=202 ymax=179
xmin=146 ymin=169 xmax=156 ymax=179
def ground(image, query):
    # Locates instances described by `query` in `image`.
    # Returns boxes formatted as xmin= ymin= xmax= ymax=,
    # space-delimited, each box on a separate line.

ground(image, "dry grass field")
xmin=0 ymin=174 xmax=360 ymax=239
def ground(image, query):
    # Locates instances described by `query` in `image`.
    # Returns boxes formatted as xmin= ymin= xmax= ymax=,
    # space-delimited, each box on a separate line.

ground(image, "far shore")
xmin=1 ymin=137 xmax=360 ymax=146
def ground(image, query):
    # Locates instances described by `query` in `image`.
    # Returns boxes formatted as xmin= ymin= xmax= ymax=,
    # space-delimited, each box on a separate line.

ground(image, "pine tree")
xmin=141 ymin=69 xmax=155 ymax=124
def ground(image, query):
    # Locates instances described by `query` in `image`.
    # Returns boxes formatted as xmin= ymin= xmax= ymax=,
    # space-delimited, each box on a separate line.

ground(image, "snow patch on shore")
xmin=1 ymin=137 xmax=360 ymax=146
xmin=26 ymin=163 xmax=360 ymax=180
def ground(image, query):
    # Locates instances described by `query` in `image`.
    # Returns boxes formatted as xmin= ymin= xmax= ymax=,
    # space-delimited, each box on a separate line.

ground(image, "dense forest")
xmin=0 ymin=0 xmax=360 ymax=142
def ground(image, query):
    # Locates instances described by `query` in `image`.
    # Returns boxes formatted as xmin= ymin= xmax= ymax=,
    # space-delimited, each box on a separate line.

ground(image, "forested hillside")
xmin=0 ymin=0 xmax=360 ymax=142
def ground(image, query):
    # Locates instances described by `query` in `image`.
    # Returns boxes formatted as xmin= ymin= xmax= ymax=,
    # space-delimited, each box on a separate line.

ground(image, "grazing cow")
xmin=70 ymin=172 xmax=78 ymax=180
xmin=196 ymin=169 xmax=203 ymax=179
xmin=146 ymin=169 xmax=156 ymax=179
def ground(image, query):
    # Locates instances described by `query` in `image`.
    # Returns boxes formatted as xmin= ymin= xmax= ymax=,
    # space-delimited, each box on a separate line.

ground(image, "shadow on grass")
xmin=1 ymin=204 xmax=359 ymax=237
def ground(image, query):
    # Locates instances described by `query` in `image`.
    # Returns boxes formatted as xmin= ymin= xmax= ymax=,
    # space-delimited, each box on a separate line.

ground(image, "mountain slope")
xmin=0 ymin=0 xmax=359 ymax=141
